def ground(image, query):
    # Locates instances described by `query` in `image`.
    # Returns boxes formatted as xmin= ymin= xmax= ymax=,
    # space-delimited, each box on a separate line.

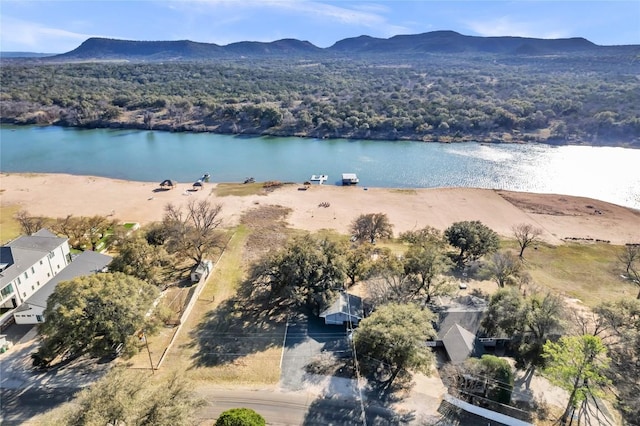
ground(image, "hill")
xmin=51 ymin=31 xmax=636 ymax=61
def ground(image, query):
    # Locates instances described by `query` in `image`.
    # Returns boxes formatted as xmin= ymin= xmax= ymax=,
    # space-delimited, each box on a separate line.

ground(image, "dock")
xmin=309 ymin=174 xmax=328 ymax=184
xmin=341 ymin=173 xmax=359 ymax=185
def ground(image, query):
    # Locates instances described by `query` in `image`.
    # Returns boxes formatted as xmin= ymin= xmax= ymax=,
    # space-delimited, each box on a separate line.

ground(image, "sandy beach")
xmin=2 ymin=173 xmax=639 ymax=245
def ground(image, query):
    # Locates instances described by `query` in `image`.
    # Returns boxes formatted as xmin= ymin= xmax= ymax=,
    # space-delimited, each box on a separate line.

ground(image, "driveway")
xmin=0 ymin=325 xmax=109 ymax=424
xmin=279 ymin=314 xmax=351 ymax=392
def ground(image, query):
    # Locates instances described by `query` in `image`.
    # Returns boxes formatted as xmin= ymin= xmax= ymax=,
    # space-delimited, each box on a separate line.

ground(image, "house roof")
xmin=15 ymin=250 xmax=112 ymax=311
xmin=0 ymin=230 xmax=69 ymax=288
xmin=320 ymin=292 xmax=364 ymax=320
xmin=442 ymin=324 xmax=479 ymax=364
xmin=7 ymin=231 xmax=67 ymax=253
xmin=436 ymin=310 xmax=485 ymax=340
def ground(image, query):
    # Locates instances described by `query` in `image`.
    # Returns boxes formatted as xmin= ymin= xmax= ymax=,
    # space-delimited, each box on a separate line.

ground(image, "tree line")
xmin=1 ymin=56 xmax=638 ymax=146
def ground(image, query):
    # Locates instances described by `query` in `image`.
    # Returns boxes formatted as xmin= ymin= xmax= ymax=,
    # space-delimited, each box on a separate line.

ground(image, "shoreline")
xmin=1 ymin=172 xmax=640 ymax=245
xmin=2 ymin=122 xmax=639 ymax=150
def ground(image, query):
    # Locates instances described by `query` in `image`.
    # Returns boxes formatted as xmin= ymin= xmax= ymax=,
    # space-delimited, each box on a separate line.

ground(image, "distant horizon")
xmin=1 ymin=1 xmax=638 ymax=53
xmin=3 ymin=29 xmax=638 ymax=56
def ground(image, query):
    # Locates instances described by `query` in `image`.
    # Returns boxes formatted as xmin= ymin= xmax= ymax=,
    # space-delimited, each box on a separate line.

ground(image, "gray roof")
xmin=442 ymin=324 xmax=479 ymax=364
xmin=0 ymin=247 xmax=46 ymax=286
xmin=16 ymin=250 xmax=112 ymax=311
xmin=1 ymin=230 xmax=68 ymax=288
xmin=32 ymin=229 xmax=58 ymax=238
xmin=7 ymin=231 xmax=67 ymax=253
xmin=436 ymin=310 xmax=485 ymax=340
xmin=320 ymin=292 xmax=364 ymax=320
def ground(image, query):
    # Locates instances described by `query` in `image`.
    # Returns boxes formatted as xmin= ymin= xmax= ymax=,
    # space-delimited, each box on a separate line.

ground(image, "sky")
xmin=1 ymin=0 xmax=638 ymax=53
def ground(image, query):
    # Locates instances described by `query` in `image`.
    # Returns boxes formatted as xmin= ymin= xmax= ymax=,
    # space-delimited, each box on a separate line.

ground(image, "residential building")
xmin=320 ymin=292 xmax=364 ymax=326
xmin=14 ymin=250 xmax=112 ymax=324
xmin=0 ymin=230 xmax=71 ymax=322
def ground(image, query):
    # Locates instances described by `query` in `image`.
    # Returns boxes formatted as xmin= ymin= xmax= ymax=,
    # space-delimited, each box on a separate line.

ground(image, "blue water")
xmin=1 ymin=125 xmax=639 ymax=209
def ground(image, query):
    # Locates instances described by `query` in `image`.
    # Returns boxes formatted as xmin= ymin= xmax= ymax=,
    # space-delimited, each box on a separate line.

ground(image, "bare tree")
xmin=14 ymin=210 xmax=47 ymax=235
xmin=488 ymin=250 xmax=524 ymax=288
xmin=163 ymin=200 xmax=225 ymax=266
xmin=350 ymin=212 xmax=393 ymax=244
xmin=512 ymin=223 xmax=543 ymax=258
xmin=618 ymin=244 xmax=640 ymax=298
xmin=618 ymin=244 xmax=640 ymax=274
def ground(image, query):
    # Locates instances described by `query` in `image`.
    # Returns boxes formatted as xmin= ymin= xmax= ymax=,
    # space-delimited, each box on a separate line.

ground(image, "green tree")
xmin=403 ymin=242 xmax=453 ymax=303
xmin=64 ymin=368 xmax=203 ymax=426
xmin=216 ymin=408 xmax=266 ymax=426
xmin=481 ymin=289 xmax=526 ymax=337
xmin=463 ymin=355 xmax=514 ymax=404
xmin=250 ymin=234 xmax=345 ymax=313
xmin=354 ymin=303 xmax=436 ymax=391
xmin=482 ymin=289 xmax=565 ymax=367
xmin=163 ymin=200 xmax=226 ymax=266
xmin=34 ymin=272 xmax=158 ymax=366
xmin=344 ymin=242 xmax=373 ymax=287
xmin=520 ymin=291 xmax=566 ymax=367
xmin=399 ymin=226 xmax=445 ymax=248
xmin=543 ymin=335 xmax=611 ymax=424
xmin=350 ymin=213 xmax=393 ymax=244
xmin=444 ymin=220 xmax=499 ymax=267
xmin=109 ymin=234 xmax=171 ymax=287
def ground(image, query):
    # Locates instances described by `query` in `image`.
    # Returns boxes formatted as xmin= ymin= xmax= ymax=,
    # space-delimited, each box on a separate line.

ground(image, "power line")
xmin=346 ymin=291 xmax=367 ymax=426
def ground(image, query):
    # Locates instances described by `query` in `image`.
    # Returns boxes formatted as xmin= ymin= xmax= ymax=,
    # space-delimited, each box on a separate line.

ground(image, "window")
xmin=57 ymin=264 xmax=61 ymax=270
xmin=24 ymin=272 xmax=28 ymax=279
xmin=40 ymin=260 xmax=43 ymax=265
xmin=48 ymin=252 xmax=55 ymax=259
xmin=37 ymin=281 xmax=40 ymax=286
xmin=36 ymin=315 xmax=43 ymax=322
xmin=1 ymin=284 xmax=13 ymax=297
xmin=31 ymin=266 xmax=35 ymax=274
xmin=16 ymin=277 xmax=21 ymax=285
xmin=23 ymin=292 xmax=26 ymax=297
xmin=31 ymin=286 xmax=34 ymax=290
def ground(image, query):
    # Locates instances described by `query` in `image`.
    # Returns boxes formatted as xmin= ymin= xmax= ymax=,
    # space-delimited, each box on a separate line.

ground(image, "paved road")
xmin=196 ymin=387 xmax=404 ymax=426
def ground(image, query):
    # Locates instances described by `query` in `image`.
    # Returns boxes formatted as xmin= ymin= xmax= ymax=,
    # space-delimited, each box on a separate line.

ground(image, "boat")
xmin=201 ymin=173 xmax=211 ymax=182
xmin=309 ymin=174 xmax=328 ymax=184
xmin=341 ymin=173 xmax=359 ymax=185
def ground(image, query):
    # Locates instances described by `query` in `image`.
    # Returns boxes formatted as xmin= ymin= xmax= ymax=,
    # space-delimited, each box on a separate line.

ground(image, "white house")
xmin=0 ymin=229 xmax=71 ymax=323
xmin=14 ymin=250 xmax=112 ymax=324
xmin=320 ymin=292 xmax=364 ymax=326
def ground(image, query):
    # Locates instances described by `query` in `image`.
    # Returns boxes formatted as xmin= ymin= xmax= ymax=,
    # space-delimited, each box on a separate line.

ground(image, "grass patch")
xmin=390 ymin=189 xmax=417 ymax=195
xmin=213 ymin=182 xmax=265 ymax=197
xmin=501 ymin=240 xmax=633 ymax=307
xmin=200 ymin=225 xmax=250 ymax=301
xmin=0 ymin=205 xmax=22 ymax=244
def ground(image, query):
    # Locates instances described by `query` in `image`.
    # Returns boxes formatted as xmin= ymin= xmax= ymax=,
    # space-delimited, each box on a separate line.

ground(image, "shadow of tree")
xmin=186 ymin=292 xmax=288 ymax=367
xmin=303 ymin=397 xmax=410 ymax=426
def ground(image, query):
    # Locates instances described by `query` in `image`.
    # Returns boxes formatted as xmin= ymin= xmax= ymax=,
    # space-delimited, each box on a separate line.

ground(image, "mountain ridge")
xmin=46 ymin=30 xmax=636 ymax=61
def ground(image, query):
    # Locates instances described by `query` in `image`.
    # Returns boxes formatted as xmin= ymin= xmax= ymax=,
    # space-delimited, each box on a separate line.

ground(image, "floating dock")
xmin=310 ymin=174 xmax=328 ymax=184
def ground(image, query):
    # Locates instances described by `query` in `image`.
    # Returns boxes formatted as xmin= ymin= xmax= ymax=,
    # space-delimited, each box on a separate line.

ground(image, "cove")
xmin=1 ymin=125 xmax=639 ymax=209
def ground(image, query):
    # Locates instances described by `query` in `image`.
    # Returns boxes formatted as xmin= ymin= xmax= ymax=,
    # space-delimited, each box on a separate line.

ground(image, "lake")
xmin=1 ymin=125 xmax=639 ymax=209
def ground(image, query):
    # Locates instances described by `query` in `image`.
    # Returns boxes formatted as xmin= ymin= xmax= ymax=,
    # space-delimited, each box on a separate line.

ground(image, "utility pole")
xmin=140 ymin=330 xmax=154 ymax=375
